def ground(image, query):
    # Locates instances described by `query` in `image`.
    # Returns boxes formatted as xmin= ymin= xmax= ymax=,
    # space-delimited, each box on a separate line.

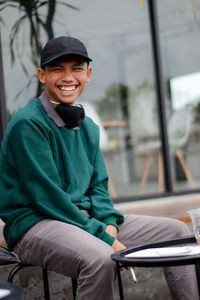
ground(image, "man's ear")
xmin=37 ymin=68 xmax=46 ymax=84
xmin=87 ymin=67 xmax=92 ymax=82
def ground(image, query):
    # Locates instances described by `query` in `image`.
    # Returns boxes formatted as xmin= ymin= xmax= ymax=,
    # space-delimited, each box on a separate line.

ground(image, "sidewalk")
xmin=115 ymin=193 xmax=200 ymax=224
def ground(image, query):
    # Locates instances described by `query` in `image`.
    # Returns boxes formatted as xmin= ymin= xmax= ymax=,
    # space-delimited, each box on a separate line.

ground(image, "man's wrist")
xmin=101 ymin=231 xmax=115 ymax=246
xmin=101 ymin=216 xmax=120 ymax=232
xmin=106 ymin=224 xmax=118 ymax=239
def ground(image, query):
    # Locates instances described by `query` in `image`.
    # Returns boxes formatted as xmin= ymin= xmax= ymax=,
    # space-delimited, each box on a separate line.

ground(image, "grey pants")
xmin=14 ymin=214 xmax=199 ymax=300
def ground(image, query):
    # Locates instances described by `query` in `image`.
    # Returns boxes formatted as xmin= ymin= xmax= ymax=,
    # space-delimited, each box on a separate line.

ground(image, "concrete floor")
xmin=0 ymin=265 xmax=171 ymax=300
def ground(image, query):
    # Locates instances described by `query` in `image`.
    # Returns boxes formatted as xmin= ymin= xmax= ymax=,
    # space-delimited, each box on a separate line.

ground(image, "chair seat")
xmin=0 ymin=245 xmax=77 ymax=300
xmin=0 ymin=246 xmax=20 ymax=265
xmin=135 ymin=140 xmax=161 ymax=155
xmin=0 ymin=246 xmax=50 ymax=299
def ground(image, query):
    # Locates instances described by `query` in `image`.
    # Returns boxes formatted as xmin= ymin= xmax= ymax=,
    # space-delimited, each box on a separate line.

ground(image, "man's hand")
xmin=112 ymin=239 xmax=126 ymax=253
xmin=112 ymin=240 xmax=130 ymax=270
xmin=106 ymin=225 xmax=128 ymax=269
xmin=105 ymin=225 xmax=126 ymax=254
xmin=105 ymin=224 xmax=118 ymax=239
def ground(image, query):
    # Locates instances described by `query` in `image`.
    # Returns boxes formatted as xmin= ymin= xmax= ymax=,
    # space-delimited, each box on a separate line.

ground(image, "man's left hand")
xmin=105 ymin=224 xmax=118 ymax=239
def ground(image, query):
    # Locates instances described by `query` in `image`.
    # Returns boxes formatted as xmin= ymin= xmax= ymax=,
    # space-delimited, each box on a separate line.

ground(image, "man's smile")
xmin=58 ymin=85 xmax=77 ymax=92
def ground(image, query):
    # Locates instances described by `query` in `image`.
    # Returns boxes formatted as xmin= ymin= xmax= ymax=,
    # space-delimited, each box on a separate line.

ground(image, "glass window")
xmin=158 ymin=0 xmax=200 ymax=192
xmin=2 ymin=1 xmax=164 ymax=198
xmin=59 ymin=0 xmax=161 ymax=197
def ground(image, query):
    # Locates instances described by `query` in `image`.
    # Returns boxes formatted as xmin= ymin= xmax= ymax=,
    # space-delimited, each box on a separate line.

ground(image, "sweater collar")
xmin=39 ymin=92 xmax=79 ymax=130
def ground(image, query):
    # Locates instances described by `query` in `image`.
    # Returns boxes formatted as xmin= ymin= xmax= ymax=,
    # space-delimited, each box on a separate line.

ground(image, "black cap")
xmin=40 ymin=36 xmax=92 ymax=68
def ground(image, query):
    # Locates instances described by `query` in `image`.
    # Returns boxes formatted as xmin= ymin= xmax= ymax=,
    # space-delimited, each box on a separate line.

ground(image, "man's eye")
xmin=73 ymin=67 xmax=83 ymax=71
xmin=52 ymin=68 xmax=62 ymax=71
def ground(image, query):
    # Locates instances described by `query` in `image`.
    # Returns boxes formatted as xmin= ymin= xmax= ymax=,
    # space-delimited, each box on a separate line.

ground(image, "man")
xmin=0 ymin=36 xmax=199 ymax=300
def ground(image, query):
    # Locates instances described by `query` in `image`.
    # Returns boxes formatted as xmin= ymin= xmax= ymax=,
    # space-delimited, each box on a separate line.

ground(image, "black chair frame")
xmin=0 ymin=246 xmax=77 ymax=300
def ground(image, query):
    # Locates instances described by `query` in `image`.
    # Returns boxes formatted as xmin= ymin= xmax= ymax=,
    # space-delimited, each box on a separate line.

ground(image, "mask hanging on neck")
xmin=55 ymin=103 xmax=85 ymax=129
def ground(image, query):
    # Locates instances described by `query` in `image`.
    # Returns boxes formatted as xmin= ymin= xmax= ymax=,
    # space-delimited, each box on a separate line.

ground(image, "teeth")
xmin=60 ymin=86 xmax=76 ymax=91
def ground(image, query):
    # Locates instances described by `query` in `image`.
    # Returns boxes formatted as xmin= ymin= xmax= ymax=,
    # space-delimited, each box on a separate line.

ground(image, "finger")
xmin=119 ymin=263 xmax=130 ymax=271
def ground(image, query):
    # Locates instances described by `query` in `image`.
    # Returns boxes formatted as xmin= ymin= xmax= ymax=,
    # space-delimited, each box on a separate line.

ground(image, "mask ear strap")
xmin=50 ymin=100 xmax=60 ymax=105
xmin=75 ymin=104 xmax=83 ymax=108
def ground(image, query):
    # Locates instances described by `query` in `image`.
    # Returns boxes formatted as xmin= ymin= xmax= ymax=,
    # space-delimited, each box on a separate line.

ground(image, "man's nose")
xmin=62 ymin=70 xmax=74 ymax=81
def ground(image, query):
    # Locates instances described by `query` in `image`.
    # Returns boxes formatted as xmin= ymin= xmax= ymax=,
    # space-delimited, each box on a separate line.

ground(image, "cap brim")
xmin=41 ymin=51 xmax=92 ymax=68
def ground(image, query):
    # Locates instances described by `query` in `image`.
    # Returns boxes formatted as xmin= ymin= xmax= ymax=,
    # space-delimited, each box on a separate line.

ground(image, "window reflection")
xmin=4 ymin=1 xmax=200 ymax=197
xmin=2 ymin=0 xmax=160 ymax=198
xmin=158 ymin=0 xmax=200 ymax=192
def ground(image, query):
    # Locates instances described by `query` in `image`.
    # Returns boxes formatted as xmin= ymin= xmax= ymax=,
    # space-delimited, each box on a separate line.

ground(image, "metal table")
xmin=111 ymin=236 xmax=200 ymax=300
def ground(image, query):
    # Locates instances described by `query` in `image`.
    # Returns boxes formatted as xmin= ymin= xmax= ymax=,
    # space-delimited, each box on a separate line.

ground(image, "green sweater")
xmin=0 ymin=99 xmax=124 ymax=250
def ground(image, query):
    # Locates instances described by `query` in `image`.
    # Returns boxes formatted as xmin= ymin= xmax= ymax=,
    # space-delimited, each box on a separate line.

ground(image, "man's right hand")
xmin=112 ymin=239 xmax=130 ymax=270
xmin=112 ymin=239 xmax=126 ymax=253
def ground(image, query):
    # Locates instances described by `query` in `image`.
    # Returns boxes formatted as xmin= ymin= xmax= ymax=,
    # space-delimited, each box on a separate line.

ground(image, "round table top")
xmin=111 ymin=236 xmax=200 ymax=267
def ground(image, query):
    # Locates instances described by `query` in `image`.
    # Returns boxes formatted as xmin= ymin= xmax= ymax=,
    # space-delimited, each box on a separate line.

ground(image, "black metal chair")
xmin=0 ymin=246 xmax=77 ymax=299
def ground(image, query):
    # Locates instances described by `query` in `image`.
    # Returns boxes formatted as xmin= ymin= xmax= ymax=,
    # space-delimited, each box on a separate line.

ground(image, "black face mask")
xmin=55 ymin=103 xmax=85 ymax=129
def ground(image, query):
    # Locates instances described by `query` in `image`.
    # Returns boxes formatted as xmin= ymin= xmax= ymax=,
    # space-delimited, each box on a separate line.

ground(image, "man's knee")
xmin=79 ymin=246 xmax=114 ymax=278
xmin=164 ymin=217 xmax=190 ymax=239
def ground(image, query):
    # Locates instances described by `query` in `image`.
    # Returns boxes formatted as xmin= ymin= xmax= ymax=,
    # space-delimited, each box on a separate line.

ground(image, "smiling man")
xmin=0 ymin=36 xmax=199 ymax=300
xmin=38 ymin=54 xmax=91 ymax=105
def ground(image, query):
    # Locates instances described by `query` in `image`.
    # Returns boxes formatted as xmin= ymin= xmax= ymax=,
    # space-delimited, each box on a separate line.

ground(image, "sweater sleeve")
xmin=7 ymin=119 xmax=114 ymax=244
xmin=86 ymin=134 xmax=124 ymax=227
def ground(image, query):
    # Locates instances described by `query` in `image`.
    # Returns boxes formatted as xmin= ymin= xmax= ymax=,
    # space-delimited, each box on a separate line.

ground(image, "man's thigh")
xmin=14 ymin=219 xmax=114 ymax=278
xmin=118 ymin=214 xmax=190 ymax=248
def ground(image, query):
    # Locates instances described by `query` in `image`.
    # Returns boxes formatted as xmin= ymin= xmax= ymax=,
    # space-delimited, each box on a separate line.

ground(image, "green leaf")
xmin=9 ymin=14 xmax=27 ymax=63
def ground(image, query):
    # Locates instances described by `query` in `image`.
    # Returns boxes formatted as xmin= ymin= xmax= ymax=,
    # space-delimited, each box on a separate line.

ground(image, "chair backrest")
xmin=128 ymin=85 xmax=159 ymax=144
xmin=168 ymin=105 xmax=194 ymax=146
xmin=83 ymin=102 xmax=110 ymax=152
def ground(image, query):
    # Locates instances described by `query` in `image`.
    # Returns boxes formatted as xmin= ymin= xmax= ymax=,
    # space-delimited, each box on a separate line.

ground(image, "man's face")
xmin=37 ymin=55 xmax=92 ymax=105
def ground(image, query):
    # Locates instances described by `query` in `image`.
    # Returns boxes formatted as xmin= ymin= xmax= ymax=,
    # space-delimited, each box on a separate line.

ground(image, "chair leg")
xmin=8 ymin=264 xmax=50 ymax=300
xmin=108 ymin=176 xmax=117 ymax=198
xmin=139 ymin=154 xmax=152 ymax=193
xmin=7 ymin=263 xmax=26 ymax=282
xmin=176 ymin=150 xmax=195 ymax=187
xmin=72 ymin=278 xmax=78 ymax=300
xmin=42 ymin=268 xmax=50 ymax=300
xmin=104 ymin=161 xmax=117 ymax=198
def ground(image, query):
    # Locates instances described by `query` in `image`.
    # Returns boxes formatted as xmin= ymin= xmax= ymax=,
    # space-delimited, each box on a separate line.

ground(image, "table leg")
xmin=116 ymin=262 xmax=124 ymax=300
xmin=195 ymin=264 xmax=200 ymax=297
